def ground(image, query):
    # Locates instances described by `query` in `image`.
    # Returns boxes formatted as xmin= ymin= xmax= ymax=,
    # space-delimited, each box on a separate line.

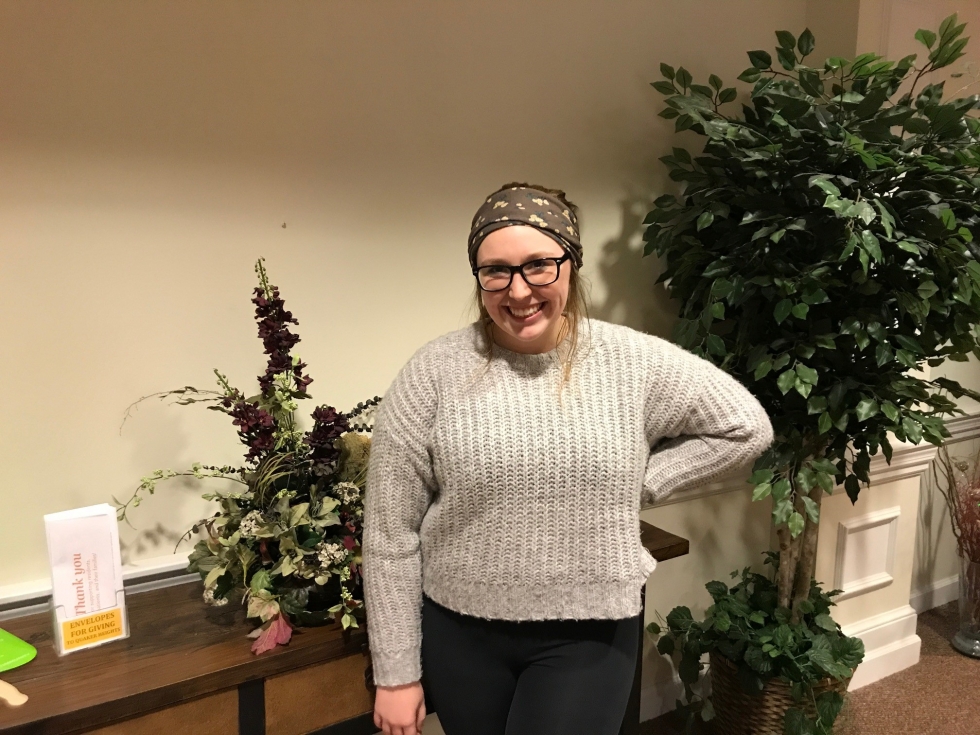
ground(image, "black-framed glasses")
xmin=472 ymin=253 xmax=571 ymax=292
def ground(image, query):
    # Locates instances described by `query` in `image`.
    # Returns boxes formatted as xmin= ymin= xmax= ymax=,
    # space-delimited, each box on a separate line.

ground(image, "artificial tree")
xmin=643 ymin=15 xmax=980 ymax=734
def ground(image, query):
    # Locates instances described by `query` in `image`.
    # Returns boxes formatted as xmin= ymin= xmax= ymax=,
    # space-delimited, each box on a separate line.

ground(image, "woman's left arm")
xmin=641 ymin=349 xmax=774 ymax=506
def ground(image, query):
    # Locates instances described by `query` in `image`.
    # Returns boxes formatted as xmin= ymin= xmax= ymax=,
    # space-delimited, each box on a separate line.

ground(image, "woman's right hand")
xmin=373 ymin=680 xmax=426 ymax=735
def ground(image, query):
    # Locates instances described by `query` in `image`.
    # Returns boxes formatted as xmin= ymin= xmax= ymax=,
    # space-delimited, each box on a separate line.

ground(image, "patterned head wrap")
xmin=468 ymin=185 xmax=583 ymax=270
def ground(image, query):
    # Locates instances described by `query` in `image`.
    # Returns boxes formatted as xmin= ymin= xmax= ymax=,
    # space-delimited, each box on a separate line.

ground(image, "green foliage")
xmin=645 ymin=18 xmax=975 ymax=733
xmin=648 ymin=554 xmax=864 ymax=735
xmin=645 ymin=16 xmax=980 ymax=526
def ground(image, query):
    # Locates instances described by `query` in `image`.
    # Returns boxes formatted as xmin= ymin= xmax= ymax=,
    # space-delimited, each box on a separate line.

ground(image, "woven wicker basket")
xmin=709 ymin=653 xmax=850 ymax=735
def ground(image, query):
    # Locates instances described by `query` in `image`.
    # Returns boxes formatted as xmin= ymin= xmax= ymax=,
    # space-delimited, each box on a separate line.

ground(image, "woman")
xmin=363 ymin=183 xmax=773 ymax=735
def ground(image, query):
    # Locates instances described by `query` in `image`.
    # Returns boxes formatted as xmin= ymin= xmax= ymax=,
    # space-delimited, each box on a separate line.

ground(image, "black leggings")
xmin=420 ymin=593 xmax=640 ymax=735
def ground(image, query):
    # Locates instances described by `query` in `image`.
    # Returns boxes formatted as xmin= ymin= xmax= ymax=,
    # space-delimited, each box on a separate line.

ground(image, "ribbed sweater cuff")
xmin=371 ymin=646 xmax=422 ymax=687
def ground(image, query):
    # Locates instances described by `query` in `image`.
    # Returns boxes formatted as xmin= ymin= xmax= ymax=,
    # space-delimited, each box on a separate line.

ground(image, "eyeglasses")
xmin=472 ymin=253 xmax=571 ymax=292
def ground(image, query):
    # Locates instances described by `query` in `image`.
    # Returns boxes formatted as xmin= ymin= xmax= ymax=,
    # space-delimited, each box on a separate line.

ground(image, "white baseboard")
xmin=842 ymin=605 xmax=921 ymax=690
xmin=910 ymin=574 xmax=960 ymax=614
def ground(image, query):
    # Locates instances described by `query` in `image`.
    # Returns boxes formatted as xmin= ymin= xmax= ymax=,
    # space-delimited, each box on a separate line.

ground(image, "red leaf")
xmin=342 ymin=535 xmax=355 ymax=550
xmin=250 ymin=614 xmax=293 ymax=655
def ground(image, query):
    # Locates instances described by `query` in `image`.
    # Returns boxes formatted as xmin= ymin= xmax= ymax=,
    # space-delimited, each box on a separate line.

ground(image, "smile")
xmin=507 ymin=303 xmax=545 ymax=319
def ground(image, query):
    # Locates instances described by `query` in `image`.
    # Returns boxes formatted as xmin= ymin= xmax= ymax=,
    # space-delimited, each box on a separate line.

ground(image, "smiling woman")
xmin=469 ymin=182 xmax=592 ymax=392
xmin=362 ymin=181 xmax=774 ymax=735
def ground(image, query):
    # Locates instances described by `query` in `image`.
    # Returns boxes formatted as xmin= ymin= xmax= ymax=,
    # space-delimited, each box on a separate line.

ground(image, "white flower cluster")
xmin=317 ymin=541 xmax=348 ymax=568
xmin=239 ymin=510 xmax=264 ymax=538
xmin=202 ymin=588 xmax=228 ymax=607
xmin=332 ymin=481 xmax=362 ymax=505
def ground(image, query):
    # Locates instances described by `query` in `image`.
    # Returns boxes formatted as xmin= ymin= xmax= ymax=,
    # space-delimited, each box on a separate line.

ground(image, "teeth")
xmin=510 ymin=304 xmax=543 ymax=318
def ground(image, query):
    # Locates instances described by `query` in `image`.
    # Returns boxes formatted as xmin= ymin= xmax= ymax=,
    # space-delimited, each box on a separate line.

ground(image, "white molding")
xmin=842 ymin=604 xmax=921 ymax=690
xmin=833 ymin=506 xmax=901 ymax=602
xmin=652 ymin=412 xmax=980 ymax=510
xmin=910 ymin=574 xmax=960 ymax=614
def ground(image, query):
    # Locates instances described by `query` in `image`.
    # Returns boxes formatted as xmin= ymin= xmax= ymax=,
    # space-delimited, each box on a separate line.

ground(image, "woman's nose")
xmin=508 ymin=274 xmax=532 ymax=299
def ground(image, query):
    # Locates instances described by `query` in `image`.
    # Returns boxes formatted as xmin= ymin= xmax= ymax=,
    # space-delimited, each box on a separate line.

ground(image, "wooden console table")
xmin=0 ymin=521 xmax=687 ymax=735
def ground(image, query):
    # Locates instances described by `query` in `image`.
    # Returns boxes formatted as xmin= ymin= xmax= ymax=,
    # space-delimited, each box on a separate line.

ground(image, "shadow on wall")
xmin=587 ymin=189 xmax=680 ymax=340
xmin=116 ymin=394 xmax=232 ymax=565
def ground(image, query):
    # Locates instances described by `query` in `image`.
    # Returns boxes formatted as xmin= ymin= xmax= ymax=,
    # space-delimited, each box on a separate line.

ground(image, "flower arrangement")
xmin=117 ymin=259 xmax=381 ymax=653
xmin=935 ymin=442 xmax=980 ymax=655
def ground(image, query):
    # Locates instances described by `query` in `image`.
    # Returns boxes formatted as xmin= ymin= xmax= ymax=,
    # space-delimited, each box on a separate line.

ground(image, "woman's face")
xmin=475 ymin=225 xmax=571 ymax=353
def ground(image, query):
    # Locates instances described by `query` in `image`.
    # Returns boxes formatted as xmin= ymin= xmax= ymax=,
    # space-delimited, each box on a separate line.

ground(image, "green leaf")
xmin=710 ymin=301 xmax=725 ymax=319
xmin=773 ymin=498 xmax=794 ymax=525
xmin=737 ymin=67 xmax=762 ymax=83
xmin=808 ymin=395 xmax=828 ymax=414
xmin=876 ymin=342 xmax=894 ymax=366
xmin=903 ymin=116 xmax=931 ymax=135
xmin=250 ymin=569 xmax=272 ymax=594
xmin=651 ymin=81 xmax=676 ymax=95
xmin=657 ymin=635 xmax=675 ymax=655
xmin=787 ymin=511 xmax=805 ymax=538
xmin=719 ymin=87 xmax=738 ymax=104
xmin=753 ymin=483 xmax=773 ymax=501
xmin=748 ymin=50 xmax=773 ymax=69
xmin=802 ymin=288 xmax=829 ymax=305
xmin=772 ymin=478 xmax=792 ymax=502
xmin=697 ymin=211 xmax=715 ymax=231
xmin=791 ymin=303 xmax=809 ymax=319
xmin=795 ymin=377 xmax=813 ymax=398
xmin=777 ymin=368 xmax=797 ymax=394
xmin=774 ymin=298 xmax=793 ymax=324
xmin=941 ymin=208 xmax=957 ymax=230
xmin=818 ymin=411 xmax=833 ymax=434
xmin=660 ymin=63 xmax=676 ymax=80
xmin=749 ymin=469 xmax=774 ymax=485
xmin=915 ymin=29 xmax=937 ymax=49
xmin=815 ymin=470 xmax=835 ymax=493
xmin=776 ymin=30 xmax=796 ymax=50
xmin=861 ymin=230 xmax=882 ymax=261
xmin=796 ymin=363 xmax=818 ymax=385
xmin=754 ymin=359 xmax=773 ymax=380
xmin=815 ymin=613 xmax=837 ymax=631
xmin=809 ymin=175 xmax=840 ymax=196
xmin=881 ymin=401 xmax=900 ymax=422
xmin=708 ymin=73 xmax=723 ymax=91
xmin=798 ymin=28 xmax=816 ymax=56
xmin=777 ymin=46 xmax=797 ymax=71
xmin=707 ymin=333 xmax=727 ymax=356
xmin=918 ymin=280 xmax=939 ymax=299
xmin=675 ymin=67 xmax=693 ymax=89
xmin=855 ymin=398 xmax=879 ymax=421
xmin=802 ymin=496 xmax=820 ymax=524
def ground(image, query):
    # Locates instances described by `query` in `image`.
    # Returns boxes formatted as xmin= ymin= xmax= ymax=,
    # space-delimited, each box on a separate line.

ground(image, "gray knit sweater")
xmin=362 ymin=317 xmax=773 ymax=686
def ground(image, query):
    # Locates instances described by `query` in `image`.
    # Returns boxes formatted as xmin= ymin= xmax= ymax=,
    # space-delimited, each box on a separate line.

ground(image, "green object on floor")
xmin=0 ymin=629 xmax=37 ymax=673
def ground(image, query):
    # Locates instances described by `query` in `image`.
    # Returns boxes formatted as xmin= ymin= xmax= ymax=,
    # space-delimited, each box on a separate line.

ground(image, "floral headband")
xmin=468 ymin=185 xmax=583 ymax=270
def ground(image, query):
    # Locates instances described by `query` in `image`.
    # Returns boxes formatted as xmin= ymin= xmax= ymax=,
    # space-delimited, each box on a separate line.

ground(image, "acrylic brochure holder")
xmin=44 ymin=503 xmax=129 ymax=656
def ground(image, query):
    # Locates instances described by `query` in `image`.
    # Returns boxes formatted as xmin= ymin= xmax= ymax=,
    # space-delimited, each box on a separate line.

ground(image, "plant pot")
xmin=952 ymin=557 xmax=980 ymax=658
xmin=709 ymin=653 xmax=849 ymax=735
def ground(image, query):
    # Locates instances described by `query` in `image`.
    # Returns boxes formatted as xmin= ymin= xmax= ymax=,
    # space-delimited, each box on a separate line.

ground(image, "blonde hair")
xmin=468 ymin=183 xmax=592 ymax=402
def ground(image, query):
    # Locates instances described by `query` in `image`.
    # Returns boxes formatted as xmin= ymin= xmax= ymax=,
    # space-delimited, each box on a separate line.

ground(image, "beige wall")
xmin=0 ymin=0 xmax=813 ymax=591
